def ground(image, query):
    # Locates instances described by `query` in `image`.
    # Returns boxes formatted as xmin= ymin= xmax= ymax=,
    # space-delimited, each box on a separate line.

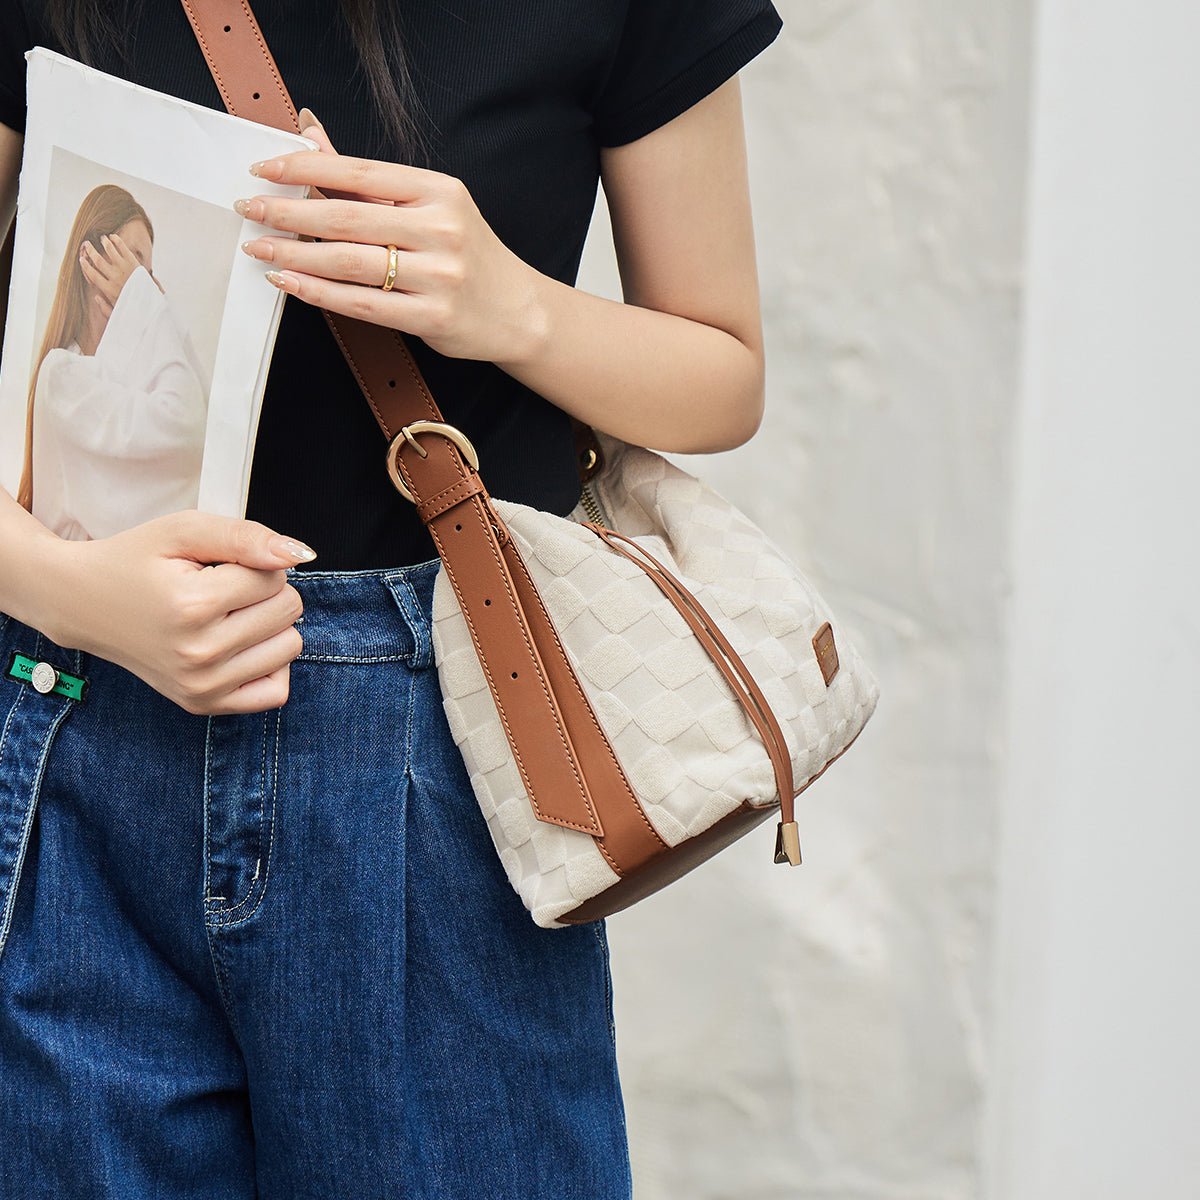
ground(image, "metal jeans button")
xmin=30 ymin=661 xmax=59 ymax=694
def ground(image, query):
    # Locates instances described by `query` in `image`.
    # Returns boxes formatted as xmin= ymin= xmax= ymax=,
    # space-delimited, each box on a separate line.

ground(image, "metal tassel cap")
xmin=773 ymin=820 xmax=802 ymax=866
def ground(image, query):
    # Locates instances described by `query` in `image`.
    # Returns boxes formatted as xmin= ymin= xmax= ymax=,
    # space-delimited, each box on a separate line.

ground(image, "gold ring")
xmin=380 ymin=244 xmax=399 ymax=292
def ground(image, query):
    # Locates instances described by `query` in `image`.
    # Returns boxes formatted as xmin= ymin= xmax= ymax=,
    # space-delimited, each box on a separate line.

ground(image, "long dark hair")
xmin=45 ymin=0 xmax=433 ymax=165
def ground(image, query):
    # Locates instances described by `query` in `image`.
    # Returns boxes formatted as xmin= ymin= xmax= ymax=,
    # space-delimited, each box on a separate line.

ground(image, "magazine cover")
xmin=0 ymin=47 xmax=317 ymax=541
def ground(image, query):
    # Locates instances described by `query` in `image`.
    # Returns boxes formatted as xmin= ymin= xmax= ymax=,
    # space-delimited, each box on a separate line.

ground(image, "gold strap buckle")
xmin=386 ymin=420 xmax=480 ymax=503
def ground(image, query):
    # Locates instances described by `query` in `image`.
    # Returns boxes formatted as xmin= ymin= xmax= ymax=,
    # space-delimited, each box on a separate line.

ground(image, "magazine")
xmin=0 ymin=46 xmax=317 ymax=541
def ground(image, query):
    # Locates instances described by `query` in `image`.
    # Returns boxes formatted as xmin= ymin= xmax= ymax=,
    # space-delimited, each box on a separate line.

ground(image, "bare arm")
xmin=0 ymin=122 xmax=72 ymax=629
xmin=496 ymin=76 xmax=767 ymax=455
xmin=244 ymin=77 xmax=768 ymax=456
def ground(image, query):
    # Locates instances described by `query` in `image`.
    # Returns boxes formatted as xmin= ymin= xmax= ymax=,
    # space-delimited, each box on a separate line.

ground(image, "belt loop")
xmin=382 ymin=572 xmax=433 ymax=671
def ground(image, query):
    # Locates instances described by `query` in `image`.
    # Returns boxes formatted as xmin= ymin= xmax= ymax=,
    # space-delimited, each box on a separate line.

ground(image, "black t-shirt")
xmin=0 ymin=0 xmax=784 ymax=568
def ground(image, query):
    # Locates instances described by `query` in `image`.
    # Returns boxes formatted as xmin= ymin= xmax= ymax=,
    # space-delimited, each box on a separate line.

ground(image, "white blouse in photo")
xmin=30 ymin=264 xmax=208 ymax=541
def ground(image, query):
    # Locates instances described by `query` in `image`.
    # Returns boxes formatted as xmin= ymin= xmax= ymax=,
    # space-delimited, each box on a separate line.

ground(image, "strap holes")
xmin=252 ymin=91 xmax=261 ymax=100
xmin=223 ymin=24 xmax=232 ymax=32
xmin=511 ymin=671 xmax=518 ymax=679
xmin=484 ymin=598 xmax=491 ymax=605
xmin=454 ymin=522 xmax=462 ymax=531
xmin=387 ymin=379 xmax=397 ymax=388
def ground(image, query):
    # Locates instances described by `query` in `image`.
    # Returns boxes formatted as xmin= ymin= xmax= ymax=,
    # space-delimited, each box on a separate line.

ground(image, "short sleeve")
xmin=590 ymin=0 xmax=783 ymax=148
xmin=0 ymin=3 xmax=34 ymax=134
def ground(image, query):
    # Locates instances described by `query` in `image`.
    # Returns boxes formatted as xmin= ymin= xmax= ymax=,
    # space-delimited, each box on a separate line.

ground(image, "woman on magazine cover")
xmin=0 ymin=1 xmax=784 ymax=1196
xmin=17 ymin=183 xmax=208 ymax=541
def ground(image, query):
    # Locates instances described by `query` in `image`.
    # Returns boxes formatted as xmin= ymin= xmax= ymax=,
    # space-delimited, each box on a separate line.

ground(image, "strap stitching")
xmin=236 ymin=0 xmax=299 ymax=129
xmin=429 ymin=498 xmax=603 ymax=837
xmin=503 ymin=537 xmax=667 ymax=854
xmin=179 ymin=0 xmax=237 ymax=114
xmin=322 ymin=313 xmax=394 ymax=439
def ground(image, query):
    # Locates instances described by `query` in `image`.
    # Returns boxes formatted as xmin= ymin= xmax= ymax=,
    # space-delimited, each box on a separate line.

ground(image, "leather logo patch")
xmin=812 ymin=621 xmax=839 ymax=686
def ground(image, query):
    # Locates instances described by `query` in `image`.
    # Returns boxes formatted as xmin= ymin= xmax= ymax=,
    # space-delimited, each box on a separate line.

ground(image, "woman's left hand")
xmin=237 ymin=113 xmax=543 ymax=366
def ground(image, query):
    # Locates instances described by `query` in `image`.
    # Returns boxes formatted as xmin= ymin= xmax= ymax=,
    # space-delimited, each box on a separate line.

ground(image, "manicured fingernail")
xmin=233 ymin=198 xmax=264 ymax=220
xmin=272 ymin=536 xmax=317 ymax=561
xmin=249 ymin=159 xmax=284 ymax=180
xmin=241 ymin=239 xmax=273 ymax=261
xmin=264 ymin=270 xmax=298 ymax=293
xmin=297 ymin=106 xmax=319 ymax=133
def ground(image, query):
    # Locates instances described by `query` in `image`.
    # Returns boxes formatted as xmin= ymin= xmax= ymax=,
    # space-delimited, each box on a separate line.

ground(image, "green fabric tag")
xmin=5 ymin=651 xmax=89 ymax=701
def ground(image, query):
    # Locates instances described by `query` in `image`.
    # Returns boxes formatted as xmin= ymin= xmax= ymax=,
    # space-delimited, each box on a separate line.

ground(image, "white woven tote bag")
xmin=430 ymin=429 xmax=881 ymax=929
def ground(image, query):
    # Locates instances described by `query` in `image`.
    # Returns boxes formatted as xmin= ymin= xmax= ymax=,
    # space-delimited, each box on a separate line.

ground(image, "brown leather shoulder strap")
xmin=179 ymin=0 xmax=628 ymax=844
xmin=177 ymin=0 xmax=439 ymax=445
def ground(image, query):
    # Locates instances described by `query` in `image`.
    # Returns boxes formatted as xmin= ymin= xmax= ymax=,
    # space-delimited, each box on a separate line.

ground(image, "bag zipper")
xmin=579 ymin=479 xmax=611 ymax=528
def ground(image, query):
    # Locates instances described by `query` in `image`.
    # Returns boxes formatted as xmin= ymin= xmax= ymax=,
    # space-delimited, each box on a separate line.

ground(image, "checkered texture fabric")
xmin=430 ymin=431 xmax=881 ymax=928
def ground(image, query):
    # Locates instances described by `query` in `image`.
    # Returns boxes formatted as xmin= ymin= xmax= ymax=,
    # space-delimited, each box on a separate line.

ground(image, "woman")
xmin=17 ymin=183 xmax=208 ymax=541
xmin=0 ymin=1 xmax=784 ymax=1196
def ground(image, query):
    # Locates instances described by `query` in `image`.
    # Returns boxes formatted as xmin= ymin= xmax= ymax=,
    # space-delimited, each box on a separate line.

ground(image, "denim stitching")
xmin=401 ymin=574 xmax=432 ymax=669
xmin=202 ymin=716 xmax=215 ymax=903
xmin=287 ymin=559 xmax=440 ymax=580
xmin=210 ymin=709 xmax=269 ymax=919
xmin=0 ymin=663 xmax=24 ymax=766
xmin=0 ymin=681 xmax=29 ymax=953
xmin=209 ymin=704 xmax=281 ymax=930
xmin=0 ymin=634 xmax=75 ymax=957
xmin=593 ymin=919 xmax=618 ymax=1049
xmin=204 ymin=921 xmax=245 ymax=1045
xmin=404 ymin=661 xmax=417 ymax=783
xmin=295 ymin=652 xmax=413 ymax=663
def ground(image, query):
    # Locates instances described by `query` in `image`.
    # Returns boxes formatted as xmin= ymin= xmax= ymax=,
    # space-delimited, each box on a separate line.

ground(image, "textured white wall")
xmin=983 ymin=0 xmax=1200 ymax=1196
xmin=577 ymin=2 xmax=1033 ymax=1196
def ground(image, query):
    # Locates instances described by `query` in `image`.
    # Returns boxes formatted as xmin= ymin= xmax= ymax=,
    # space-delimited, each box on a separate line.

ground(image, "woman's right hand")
xmin=48 ymin=509 xmax=317 ymax=715
xmin=79 ymin=231 xmax=160 ymax=315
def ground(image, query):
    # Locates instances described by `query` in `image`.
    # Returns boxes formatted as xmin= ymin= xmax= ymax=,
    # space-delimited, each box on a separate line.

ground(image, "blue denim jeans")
xmin=0 ymin=556 xmax=632 ymax=1199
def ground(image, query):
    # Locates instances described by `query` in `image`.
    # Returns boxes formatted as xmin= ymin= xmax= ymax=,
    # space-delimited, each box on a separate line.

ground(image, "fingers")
xmin=234 ymin=194 xmax=434 ymax=247
xmin=80 ymin=240 xmax=116 ymax=285
xmin=191 ymin=625 xmax=303 ymax=713
xmin=261 ymin=265 xmax=434 ymax=330
xmin=192 ymin=558 xmax=294 ymax=613
xmin=78 ymin=251 xmax=103 ymax=287
xmin=103 ymin=232 xmax=137 ymax=268
xmin=297 ymin=109 xmax=337 ymax=155
xmin=241 ymin=236 xmax=399 ymax=288
xmin=290 ymin=110 xmax=392 ymax=205
xmin=247 ymin=147 xmax=450 ymax=204
xmin=79 ymin=249 xmax=118 ymax=306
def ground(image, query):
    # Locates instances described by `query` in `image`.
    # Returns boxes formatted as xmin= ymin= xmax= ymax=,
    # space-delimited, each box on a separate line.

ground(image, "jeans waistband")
xmin=286 ymin=554 xmax=442 ymax=670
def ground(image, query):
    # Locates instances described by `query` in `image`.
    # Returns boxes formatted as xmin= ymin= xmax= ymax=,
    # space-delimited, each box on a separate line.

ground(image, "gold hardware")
xmin=578 ymin=482 xmax=607 ymax=527
xmin=773 ymin=820 xmax=802 ymax=865
xmin=386 ymin=421 xmax=480 ymax=503
xmin=580 ymin=447 xmax=597 ymax=472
